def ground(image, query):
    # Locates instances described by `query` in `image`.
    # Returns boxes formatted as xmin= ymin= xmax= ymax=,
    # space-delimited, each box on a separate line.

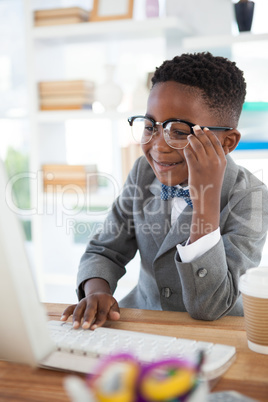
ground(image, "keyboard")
xmin=46 ymin=320 xmax=236 ymax=381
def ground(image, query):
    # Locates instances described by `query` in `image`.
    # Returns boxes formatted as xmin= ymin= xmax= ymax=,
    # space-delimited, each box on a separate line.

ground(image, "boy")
xmin=61 ymin=52 xmax=268 ymax=329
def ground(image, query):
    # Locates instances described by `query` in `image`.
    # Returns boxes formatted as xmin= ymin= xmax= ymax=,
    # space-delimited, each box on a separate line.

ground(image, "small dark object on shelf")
xmin=234 ymin=0 xmax=255 ymax=32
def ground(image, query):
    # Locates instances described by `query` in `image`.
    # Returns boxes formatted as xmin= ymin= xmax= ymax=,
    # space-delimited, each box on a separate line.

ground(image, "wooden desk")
xmin=0 ymin=304 xmax=267 ymax=401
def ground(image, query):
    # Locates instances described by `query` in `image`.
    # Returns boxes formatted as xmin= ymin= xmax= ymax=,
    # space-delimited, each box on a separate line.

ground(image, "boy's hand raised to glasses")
xmin=183 ymin=125 xmax=228 ymax=243
xmin=60 ymin=278 xmax=120 ymax=330
xmin=184 ymin=125 xmax=227 ymax=198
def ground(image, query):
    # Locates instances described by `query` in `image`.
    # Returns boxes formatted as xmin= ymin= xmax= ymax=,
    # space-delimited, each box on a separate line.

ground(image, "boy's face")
xmin=142 ymin=81 xmax=227 ymax=186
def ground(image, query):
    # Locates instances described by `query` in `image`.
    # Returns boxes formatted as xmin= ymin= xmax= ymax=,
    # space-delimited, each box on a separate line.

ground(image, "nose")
xmin=151 ymin=125 xmax=171 ymax=151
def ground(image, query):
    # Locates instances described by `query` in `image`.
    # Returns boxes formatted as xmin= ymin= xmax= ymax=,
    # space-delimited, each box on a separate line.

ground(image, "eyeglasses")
xmin=128 ymin=115 xmax=233 ymax=150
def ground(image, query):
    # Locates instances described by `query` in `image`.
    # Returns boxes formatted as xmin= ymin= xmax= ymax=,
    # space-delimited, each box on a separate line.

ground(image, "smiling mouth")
xmin=153 ymin=158 xmax=182 ymax=167
xmin=158 ymin=161 xmax=179 ymax=166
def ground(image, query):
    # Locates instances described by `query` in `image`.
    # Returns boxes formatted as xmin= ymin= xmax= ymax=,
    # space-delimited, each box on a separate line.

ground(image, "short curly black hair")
xmin=151 ymin=52 xmax=246 ymax=127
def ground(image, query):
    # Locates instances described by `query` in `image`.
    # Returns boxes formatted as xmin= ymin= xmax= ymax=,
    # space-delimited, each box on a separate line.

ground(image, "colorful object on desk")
xmin=90 ymin=354 xmax=139 ymax=402
xmin=139 ymin=358 xmax=197 ymax=401
xmin=87 ymin=352 xmax=205 ymax=402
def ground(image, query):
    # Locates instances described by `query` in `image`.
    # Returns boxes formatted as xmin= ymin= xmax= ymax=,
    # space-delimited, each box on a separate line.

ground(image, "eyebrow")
xmin=145 ymin=114 xmax=185 ymax=122
xmin=145 ymin=113 xmax=154 ymax=120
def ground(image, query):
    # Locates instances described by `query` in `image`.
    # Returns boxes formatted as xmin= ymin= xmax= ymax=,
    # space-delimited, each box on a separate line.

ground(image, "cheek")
xmin=141 ymin=143 xmax=149 ymax=155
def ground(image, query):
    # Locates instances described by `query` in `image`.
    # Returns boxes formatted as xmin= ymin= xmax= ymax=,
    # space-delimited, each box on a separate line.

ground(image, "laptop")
xmin=0 ymin=159 xmax=236 ymax=378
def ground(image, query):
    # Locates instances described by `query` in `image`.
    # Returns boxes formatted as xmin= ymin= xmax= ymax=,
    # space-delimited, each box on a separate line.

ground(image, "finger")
xmin=108 ymin=302 xmax=120 ymax=321
xmin=90 ymin=310 xmax=108 ymax=329
xmin=72 ymin=301 xmax=88 ymax=329
xmin=193 ymin=126 xmax=216 ymax=156
xmin=90 ymin=299 xmax=118 ymax=330
xmin=203 ymin=127 xmax=226 ymax=158
xmin=81 ymin=301 xmax=99 ymax=329
xmin=187 ymin=126 xmax=208 ymax=160
xmin=192 ymin=125 xmax=221 ymax=158
xmin=60 ymin=304 xmax=77 ymax=322
xmin=183 ymin=138 xmax=198 ymax=163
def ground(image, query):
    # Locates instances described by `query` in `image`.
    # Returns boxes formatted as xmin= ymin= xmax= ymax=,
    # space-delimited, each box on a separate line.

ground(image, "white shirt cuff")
xmin=177 ymin=228 xmax=221 ymax=263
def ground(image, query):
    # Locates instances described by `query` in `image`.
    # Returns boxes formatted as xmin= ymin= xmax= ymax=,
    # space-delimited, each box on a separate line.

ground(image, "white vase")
xmin=95 ymin=65 xmax=123 ymax=111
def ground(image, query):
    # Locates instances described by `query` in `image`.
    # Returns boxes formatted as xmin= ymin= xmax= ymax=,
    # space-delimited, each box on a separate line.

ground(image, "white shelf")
xmin=183 ymin=32 xmax=268 ymax=50
xmin=33 ymin=17 xmax=191 ymax=43
xmin=44 ymin=190 xmax=115 ymax=208
xmin=36 ymin=109 xmax=139 ymax=123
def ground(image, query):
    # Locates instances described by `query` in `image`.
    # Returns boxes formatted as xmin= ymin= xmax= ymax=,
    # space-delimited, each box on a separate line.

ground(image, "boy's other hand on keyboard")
xmin=61 ymin=293 xmax=120 ymax=330
xmin=61 ymin=278 xmax=120 ymax=330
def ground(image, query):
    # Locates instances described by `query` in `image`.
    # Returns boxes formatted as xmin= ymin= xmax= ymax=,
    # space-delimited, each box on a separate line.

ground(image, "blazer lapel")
xmin=145 ymin=177 xmax=192 ymax=255
xmin=144 ymin=177 xmax=170 ymax=248
xmin=155 ymin=205 xmax=192 ymax=260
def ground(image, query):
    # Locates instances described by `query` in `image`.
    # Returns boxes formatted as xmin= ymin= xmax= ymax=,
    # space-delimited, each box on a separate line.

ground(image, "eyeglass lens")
xmin=131 ymin=117 xmax=190 ymax=150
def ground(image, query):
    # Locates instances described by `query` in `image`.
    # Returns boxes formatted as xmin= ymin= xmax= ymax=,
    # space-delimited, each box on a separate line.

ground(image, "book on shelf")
xmin=39 ymin=80 xmax=95 ymax=111
xmin=40 ymin=104 xmax=93 ymax=111
xmin=39 ymin=88 xmax=95 ymax=97
xmin=39 ymin=80 xmax=95 ymax=93
xmin=39 ymin=96 xmax=94 ymax=111
xmin=40 ymin=95 xmax=94 ymax=104
xmin=34 ymin=7 xmax=89 ymax=27
xmin=35 ymin=17 xmax=88 ymax=27
xmin=34 ymin=7 xmax=89 ymax=19
xmin=42 ymin=164 xmax=98 ymax=192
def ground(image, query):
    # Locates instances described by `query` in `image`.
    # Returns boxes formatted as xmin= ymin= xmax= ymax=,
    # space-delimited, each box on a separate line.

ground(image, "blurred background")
xmin=1 ymin=0 xmax=268 ymax=303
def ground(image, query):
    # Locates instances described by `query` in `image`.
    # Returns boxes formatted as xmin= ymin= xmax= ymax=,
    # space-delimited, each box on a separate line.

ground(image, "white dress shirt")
xmin=171 ymin=186 xmax=221 ymax=263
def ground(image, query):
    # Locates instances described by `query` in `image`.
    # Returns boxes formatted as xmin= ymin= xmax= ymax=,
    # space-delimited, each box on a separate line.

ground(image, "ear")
xmin=222 ymin=129 xmax=241 ymax=154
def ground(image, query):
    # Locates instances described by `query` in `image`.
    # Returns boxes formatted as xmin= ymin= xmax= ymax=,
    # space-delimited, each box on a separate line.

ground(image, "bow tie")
xmin=161 ymin=184 xmax=193 ymax=208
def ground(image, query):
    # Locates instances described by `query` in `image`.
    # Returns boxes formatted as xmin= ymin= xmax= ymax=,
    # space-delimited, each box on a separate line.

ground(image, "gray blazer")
xmin=77 ymin=155 xmax=268 ymax=320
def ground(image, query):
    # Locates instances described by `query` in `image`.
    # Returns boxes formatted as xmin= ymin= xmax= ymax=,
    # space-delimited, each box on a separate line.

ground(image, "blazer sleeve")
xmin=76 ymin=157 xmax=143 ymax=300
xmin=175 ymin=181 xmax=268 ymax=320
